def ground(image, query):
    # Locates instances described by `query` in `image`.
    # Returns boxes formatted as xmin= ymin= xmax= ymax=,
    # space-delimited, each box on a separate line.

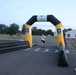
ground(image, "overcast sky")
xmin=0 ymin=0 xmax=76 ymax=31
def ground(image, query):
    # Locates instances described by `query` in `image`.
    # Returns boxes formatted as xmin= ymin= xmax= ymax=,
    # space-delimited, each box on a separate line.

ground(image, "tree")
xmin=32 ymin=27 xmax=47 ymax=35
xmin=36 ymin=29 xmax=42 ymax=35
xmin=68 ymin=28 xmax=72 ymax=31
xmin=0 ymin=24 xmax=8 ymax=34
xmin=7 ymin=23 xmax=19 ymax=36
xmin=41 ymin=30 xmax=46 ymax=35
xmin=63 ymin=28 xmax=72 ymax=33
xmin=46 ymin=29 xmax=54 ymax=36
xmin=22 ymin=24 xmax=25 ymax=34
xmin=32 ymin=27 xmax=37 ymax=30
xmin=32 ymin=27 xmax=37 ymax=35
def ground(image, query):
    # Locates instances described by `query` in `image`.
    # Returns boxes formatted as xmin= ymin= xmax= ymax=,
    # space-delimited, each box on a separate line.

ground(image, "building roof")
xmin=66 ymin=30 xmax=76 ymax=33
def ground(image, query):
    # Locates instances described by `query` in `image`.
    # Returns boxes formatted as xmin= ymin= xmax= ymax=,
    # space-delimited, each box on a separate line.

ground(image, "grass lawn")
xmin=71 ymin=44 xmax=76 ymax=48
xmin=0 ymin=40 xmax=17 ymax=43
xmin=33 ymin=35 xmax=56 ymax=39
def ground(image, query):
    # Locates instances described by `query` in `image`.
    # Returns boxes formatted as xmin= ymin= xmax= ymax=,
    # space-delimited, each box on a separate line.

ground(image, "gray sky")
xmin=0 ymin=0 xmax=76 ymax=31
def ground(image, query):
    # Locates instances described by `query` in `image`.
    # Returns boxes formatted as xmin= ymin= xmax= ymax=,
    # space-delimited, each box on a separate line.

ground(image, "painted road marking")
xmin=25 ymin=48 xmax=31 ymax=50
xmin=44 ymin=49 xmax=49 ymax=52
xmin=24 ymin=48 xmax=76 ymax=54
xmin=54 ymin=49 xmax=70 ymax=53
xmin=55 ymin=49 xmax=58 ymax=53
xmin=66 ymin=50 xmax=70 ymax=53
xmin=34 ymin=48 xmax=40 ymax=51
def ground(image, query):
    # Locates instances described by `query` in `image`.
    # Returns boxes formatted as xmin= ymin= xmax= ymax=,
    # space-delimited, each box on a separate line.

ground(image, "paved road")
xmin=0 ymin=38 xmax=76 ymax=75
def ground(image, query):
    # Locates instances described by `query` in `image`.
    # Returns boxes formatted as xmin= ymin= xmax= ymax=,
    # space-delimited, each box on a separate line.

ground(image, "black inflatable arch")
xmin=26 ymin=15 xmax=61 ymax=26
xmin=25 ymin=15 xmax=69 ymax=67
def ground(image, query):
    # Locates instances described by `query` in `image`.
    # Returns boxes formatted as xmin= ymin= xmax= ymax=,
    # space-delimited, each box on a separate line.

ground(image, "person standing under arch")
xmin=41 ymin=34 xmax=46 ymax=48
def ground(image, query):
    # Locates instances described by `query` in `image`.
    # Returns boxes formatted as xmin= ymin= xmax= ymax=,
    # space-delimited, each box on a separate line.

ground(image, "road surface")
xmin=0 ymin=38 xmax=76 ymax=75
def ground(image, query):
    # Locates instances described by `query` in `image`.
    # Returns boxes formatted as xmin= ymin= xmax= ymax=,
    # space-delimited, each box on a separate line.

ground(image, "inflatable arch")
xmin=25 ymin=15 xmax=65 ymax=48
xmin=25 ymin=15 xmax=69 ymax=67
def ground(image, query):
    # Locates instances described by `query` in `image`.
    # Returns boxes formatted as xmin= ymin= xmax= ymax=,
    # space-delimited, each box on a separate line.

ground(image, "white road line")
xmin=66 ymin=50 xmax=70 ymax=53
xmin=34 ymin=48 xmax=40 ymax=51
xmin=54 ymin=49 xmax=70 ymax=53
xmin=55 ymin=49 xmax=58 ymax=53
xmin=25 ymin=48 xmax=31 ymax=50
xmin=44 ymin=49 xmax=49 ymax=52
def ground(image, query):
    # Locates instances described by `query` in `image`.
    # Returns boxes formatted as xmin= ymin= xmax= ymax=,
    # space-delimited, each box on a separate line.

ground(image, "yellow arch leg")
xmin=25 ymin=24 xmax=32 ymax=48
xmin=56 ymin=23 xmax=65 ymax=48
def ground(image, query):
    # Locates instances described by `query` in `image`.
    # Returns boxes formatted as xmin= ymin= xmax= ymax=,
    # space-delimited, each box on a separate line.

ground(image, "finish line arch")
xmin=25 ymin=15 xmax=69 ymax=67
xmin=25 ymin=15 xmax=65 ymax=48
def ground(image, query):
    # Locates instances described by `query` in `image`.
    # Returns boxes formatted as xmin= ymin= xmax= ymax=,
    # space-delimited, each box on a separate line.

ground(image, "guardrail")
xmin=0 ymin=41 xmax=37 ymax=54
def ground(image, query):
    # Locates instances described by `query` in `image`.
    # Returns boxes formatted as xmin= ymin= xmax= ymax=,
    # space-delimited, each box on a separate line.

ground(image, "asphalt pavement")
xmin=0 ymin=38 xmax=76 ymax=75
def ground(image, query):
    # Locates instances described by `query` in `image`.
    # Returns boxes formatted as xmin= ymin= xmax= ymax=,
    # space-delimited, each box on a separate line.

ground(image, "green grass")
xmin=0 ymin=40 xmax=17 ymax=43
xmin=33 ymin=35 xmax=56 ymax=39
xmin=71 ymin=44 xmax=76 ymax=48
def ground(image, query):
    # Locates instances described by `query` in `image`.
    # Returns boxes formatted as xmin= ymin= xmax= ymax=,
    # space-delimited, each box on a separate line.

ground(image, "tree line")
xmin=0 ymin=23 xmax=19 ymax=36
xmin=0 ymin=23 xmax=72 ymax=36
xmin=32 ymin=27 xmax=54 ymax=36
